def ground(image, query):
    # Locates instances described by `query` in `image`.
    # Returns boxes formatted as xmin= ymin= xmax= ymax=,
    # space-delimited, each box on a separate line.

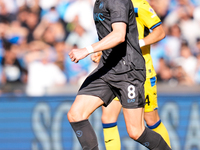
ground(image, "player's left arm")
xmin=140 ymin=24 xmax=165 ymax=47
xmin=137 ymin=2 xmax=165 ymax=47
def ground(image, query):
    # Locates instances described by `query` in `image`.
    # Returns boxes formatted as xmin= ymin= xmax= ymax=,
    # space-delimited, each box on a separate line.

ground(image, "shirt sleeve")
xmin=138 ymin=2 xmax=161 ymax=30
xmin=107 ymin=0 xmax=130 ymax=25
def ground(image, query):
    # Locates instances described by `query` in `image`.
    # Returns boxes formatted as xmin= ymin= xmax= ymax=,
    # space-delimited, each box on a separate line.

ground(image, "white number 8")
xmin=128 ymin=85 xmax=135 ymax=99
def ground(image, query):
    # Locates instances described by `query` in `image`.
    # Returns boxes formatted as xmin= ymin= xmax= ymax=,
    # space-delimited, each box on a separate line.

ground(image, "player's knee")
xmin=128 ymin=132 xmax=140 ymax=140
xmin=101 ymin=114 xmax=109 ymax=123
xmin=67 ymin=109 xmax=82 ymax=122
xmin=101 ymin=113 xmax=118 ymax=123
xmin=127 ymin=127 xmax=142 ymax=140
xmin=67 ymin=110 xmax=74 ymax=122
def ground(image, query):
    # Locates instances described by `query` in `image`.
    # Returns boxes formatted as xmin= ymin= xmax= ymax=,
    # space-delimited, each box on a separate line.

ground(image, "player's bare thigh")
xmin=101 ymin=99 xmax=122 ymax=123
xmin=68 ymin=95 xmax=104 ymax=122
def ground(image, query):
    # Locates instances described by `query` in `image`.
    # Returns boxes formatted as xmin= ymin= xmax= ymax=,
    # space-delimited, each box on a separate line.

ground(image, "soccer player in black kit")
xmin=67 ymin=0 xmax=172 ymax=149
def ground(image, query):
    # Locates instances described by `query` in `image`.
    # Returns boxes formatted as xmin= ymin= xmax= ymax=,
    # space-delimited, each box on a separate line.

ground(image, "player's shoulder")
xmin=110 ymin=0 xmax=134 ymax=12
xmin=132 ymin=0 xmax=153 ymax=11
xmin=108 ymin=0 xmax=130 ymax=4
xmin=133 ymin=0 xmax=158 ymax=19
xmin=106 ymin=0 xmax=132 ymax=9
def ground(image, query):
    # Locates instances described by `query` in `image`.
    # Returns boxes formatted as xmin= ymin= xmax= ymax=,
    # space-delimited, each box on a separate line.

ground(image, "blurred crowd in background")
xmin=0 ymin=0 xmax=200 ymax=96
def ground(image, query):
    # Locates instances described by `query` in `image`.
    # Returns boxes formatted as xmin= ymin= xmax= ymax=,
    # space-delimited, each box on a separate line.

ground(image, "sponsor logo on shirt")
xmin=94 ymin=13 xmax=105 ymax=21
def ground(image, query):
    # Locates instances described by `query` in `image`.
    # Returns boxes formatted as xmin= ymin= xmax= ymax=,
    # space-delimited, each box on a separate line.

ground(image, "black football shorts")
xmin=78 ymin=68 xmax=146 ymax=108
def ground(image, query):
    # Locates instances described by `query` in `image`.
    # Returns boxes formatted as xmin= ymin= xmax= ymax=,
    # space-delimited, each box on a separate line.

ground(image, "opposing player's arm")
xmin=69 ymin=22 xmax=127 ymax=63
xmin=140 ymin=24 xmax=165 ymax=47
xmin=137 ymin=2 xmax=165 ymax=47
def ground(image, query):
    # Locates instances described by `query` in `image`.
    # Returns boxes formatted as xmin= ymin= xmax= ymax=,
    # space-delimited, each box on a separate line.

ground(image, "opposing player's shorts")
xmin=78 ymin=68 xmax=146 ymax=109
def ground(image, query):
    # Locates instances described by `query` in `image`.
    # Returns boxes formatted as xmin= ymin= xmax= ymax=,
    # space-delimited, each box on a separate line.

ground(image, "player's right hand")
xmin=69 ymin=48 xmax=89 ymax=63
xmin=91 ymin=51 xmax=102 ymax=63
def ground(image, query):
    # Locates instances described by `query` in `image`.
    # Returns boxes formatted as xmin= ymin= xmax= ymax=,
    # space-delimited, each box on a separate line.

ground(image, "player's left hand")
xmin=69 ymin=48 xmax=89 ymax=63
xmin=91 ymin=51 xmax=102 ymax=63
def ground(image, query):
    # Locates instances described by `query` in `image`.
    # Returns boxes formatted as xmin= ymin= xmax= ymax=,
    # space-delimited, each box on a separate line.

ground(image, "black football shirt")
xmin=93 ymin=0 xmax=145 ymax=74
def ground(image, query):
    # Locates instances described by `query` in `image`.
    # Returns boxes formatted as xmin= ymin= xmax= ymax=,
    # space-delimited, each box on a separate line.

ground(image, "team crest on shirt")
xmin=94 ymin=13 xmax=105 ymax=21
xmin=99 ymin=2 xmax=104 ymax=9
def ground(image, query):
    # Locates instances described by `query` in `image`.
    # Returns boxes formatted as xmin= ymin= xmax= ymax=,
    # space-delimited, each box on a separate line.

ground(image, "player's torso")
xmin=93 ymin=0 xmax=112 ymax=39
xmin=93 ymin=0 xmax=145 ymax=74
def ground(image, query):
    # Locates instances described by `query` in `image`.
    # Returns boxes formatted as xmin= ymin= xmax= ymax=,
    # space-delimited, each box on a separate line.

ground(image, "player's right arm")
xmin=69 ymin=22 xmax=127 ymax=63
